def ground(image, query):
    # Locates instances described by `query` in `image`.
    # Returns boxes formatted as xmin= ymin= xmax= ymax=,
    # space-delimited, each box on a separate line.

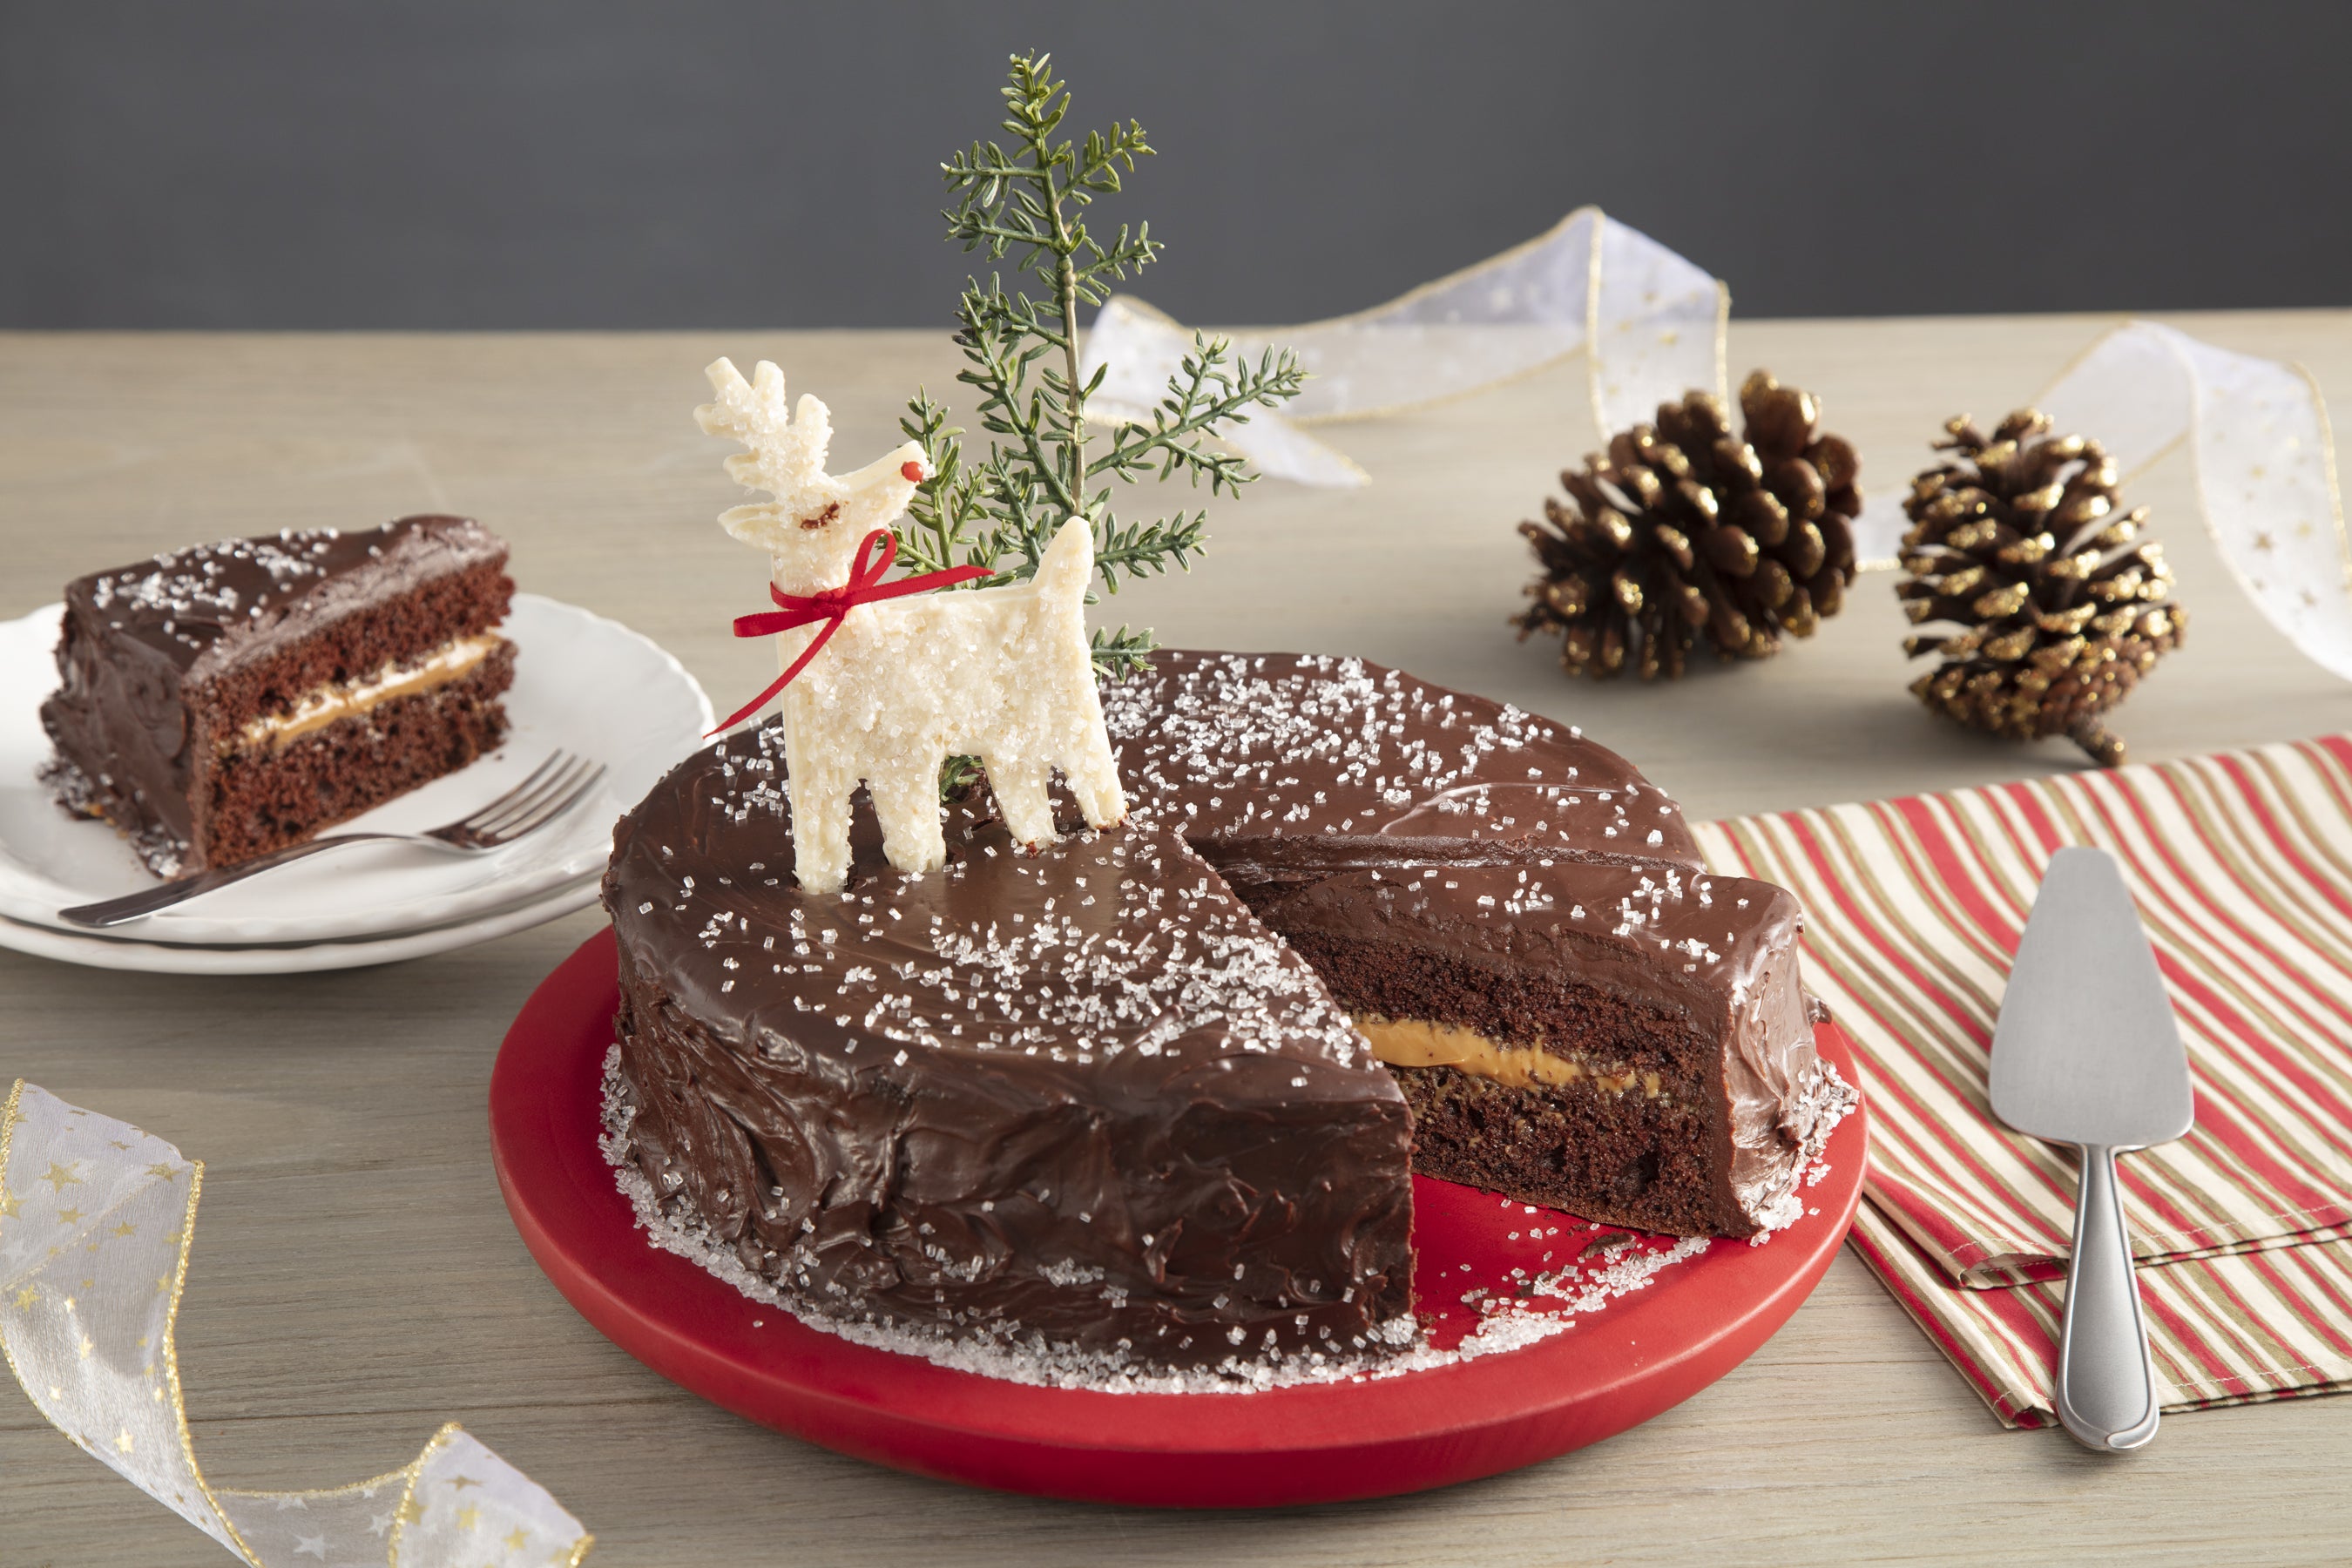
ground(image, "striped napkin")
xmin=1693 ymin=734 xmax=2352 ymax=1429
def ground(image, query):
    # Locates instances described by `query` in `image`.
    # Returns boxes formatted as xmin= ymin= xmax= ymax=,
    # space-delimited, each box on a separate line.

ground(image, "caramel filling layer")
xmin=1353 ymin=1014 xmax=1664 ymax=1098
xmin=231 ymin=632 xmax=504 ymax=753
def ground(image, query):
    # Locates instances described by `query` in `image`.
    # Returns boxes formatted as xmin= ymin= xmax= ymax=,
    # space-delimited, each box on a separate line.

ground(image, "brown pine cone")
xmin=1897 ymin=409 xmax=2186 ymax=767
xmin=1516 ymin=371 xmax=1861 ymax=679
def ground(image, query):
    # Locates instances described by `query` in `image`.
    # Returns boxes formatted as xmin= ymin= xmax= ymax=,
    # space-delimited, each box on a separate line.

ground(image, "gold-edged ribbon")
xmin=2037 ymin=321 xmax=2352 ymax=678
xmin=1079 ymin=205 xmax=1726 ymax=489
xmin=1847 ymin=320 xmax=2352 ymax=666
xmin=0 ymin=1081 xmax=593 ymax=1566
xmin=1088 ymin=216 xmax=2352 ymax=684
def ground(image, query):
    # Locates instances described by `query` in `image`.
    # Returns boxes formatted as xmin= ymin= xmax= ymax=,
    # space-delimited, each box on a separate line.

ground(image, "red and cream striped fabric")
xmin=1693 ymin=733 xmax=2352 ymax=1428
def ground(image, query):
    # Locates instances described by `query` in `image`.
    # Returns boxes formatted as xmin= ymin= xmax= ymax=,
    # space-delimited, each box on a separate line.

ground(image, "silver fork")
xmin=58 ymin=751 xmax=610 ymax=929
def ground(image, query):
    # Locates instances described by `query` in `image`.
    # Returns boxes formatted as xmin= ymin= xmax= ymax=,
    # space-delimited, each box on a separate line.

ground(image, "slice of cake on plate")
xmin=40 ymin=514 xmax=516 ymax=875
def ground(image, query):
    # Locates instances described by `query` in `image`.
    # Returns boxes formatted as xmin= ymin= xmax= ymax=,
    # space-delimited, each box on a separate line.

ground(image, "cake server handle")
xmin=2054 ymin=1142 xmax=2162 ymax=1451
xmin=57 ymin=834 xmax=417 ymax=927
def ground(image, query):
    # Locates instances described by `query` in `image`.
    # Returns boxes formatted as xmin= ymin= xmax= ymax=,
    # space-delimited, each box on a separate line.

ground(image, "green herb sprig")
xmin=895 ymin=51 xmax=1306 ymax=687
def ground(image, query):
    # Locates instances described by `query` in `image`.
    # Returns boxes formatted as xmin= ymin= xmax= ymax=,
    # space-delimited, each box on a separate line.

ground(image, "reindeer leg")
xmin=787 ymin=767 xmax=855 ymax=896
xmin=1052 ymin=648 xmax=1128 ymax=829
xmin=986 ymin=754 xmax=1056 ymax=848
xmin=870 ymin=756 xmax=948 ymax=875
xmin=1059 ymin=725 xmax=1128 ymax=829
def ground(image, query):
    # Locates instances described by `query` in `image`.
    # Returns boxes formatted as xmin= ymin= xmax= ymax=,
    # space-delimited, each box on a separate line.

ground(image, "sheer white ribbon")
xmin=1086 ymin=216 xmax=2352 ymax=682
xmin=2035 ymin=322 xmax=2352 ymax=679
xmin=0 ymin=1081 xmax=592 ymax=1566
xmin=1847 ymin=320 xmax=2352 ymax=666
xmin=1080 ymin=206 xmax=1725 ymax=489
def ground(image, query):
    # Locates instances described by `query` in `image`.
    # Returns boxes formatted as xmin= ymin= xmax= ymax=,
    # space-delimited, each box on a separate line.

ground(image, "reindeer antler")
xmin=698 ymin=358 xmax=929 ymax=554
xmin=697 ymin=359 xmax=835 ymax=504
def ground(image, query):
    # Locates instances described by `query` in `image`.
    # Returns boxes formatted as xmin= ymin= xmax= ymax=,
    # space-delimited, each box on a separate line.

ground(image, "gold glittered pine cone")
xmin=1896 ymin=409 xmax=2186 ymax=767
xmin=1516 ymin=371 xmax=1862 ymax=679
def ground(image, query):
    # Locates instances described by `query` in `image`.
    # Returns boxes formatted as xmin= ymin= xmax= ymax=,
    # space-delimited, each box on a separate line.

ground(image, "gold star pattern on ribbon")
xmin=2028 ymin=322 xmax=2352 ymax=681
xmin=0 ymin=1081 xmax=595 ymax=1566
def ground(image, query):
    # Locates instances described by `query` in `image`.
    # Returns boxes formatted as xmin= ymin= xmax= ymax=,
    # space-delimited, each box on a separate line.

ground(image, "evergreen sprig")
xmin=895 ymin=51 xmax=1306 ymax=691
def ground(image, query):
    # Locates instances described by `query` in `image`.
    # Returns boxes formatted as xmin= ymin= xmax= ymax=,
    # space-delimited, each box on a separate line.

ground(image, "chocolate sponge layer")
xmin=195 ymin=645 xmax=515 ymax=868
xmin=1274 ymin=924 xmax=1733 ymax=1235
xmin=1263 ymin=858 xmax=1822 ymax=1240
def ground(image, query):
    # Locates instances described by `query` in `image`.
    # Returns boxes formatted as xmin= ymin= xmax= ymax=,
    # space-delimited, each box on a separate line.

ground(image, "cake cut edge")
xmin=1265 ymin=862 xmax=1857 ymax=1240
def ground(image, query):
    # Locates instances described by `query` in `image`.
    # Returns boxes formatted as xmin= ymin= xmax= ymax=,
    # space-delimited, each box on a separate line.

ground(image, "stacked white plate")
xmin=0 ymin=595 xmax=713 ymax=973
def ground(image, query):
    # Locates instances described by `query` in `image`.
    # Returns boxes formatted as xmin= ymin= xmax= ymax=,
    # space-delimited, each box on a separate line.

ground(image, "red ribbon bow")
xmin=709 ymin=528 xmax=991 ymax=735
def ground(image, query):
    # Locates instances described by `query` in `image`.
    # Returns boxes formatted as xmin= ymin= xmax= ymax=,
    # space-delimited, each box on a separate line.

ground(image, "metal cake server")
xmin=1990 ymin=846 xmax=2194 ymax=1452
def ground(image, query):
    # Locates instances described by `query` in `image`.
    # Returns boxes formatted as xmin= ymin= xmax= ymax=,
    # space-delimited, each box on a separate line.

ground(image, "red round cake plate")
xmin=490 ymin=928 xmax=1869 ymax=1509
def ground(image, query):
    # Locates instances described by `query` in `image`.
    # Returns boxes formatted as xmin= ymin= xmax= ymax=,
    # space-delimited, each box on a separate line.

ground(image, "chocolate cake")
xmin=40 ymin=515 xmax=516 ymax=875
xmin=607 ymin=794 xmax=1416 ymax=1374
xmin=603 ymin=652 xmax=1847 ymax=1382
xmin=1267 ymin=863 xmax=1828 ymax=1237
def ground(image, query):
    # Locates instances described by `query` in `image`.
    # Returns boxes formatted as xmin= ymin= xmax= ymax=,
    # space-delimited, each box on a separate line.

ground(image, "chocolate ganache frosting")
xmin=607 ymin=754 xmax=1416 ymax=1375
xmin=605 ymin=650 xmax=1836 ymax=1379
xmin=51 ymin=516 xmax=504 ymax=686
xmin=1100 ymin=651 xmax=1705 ymax=902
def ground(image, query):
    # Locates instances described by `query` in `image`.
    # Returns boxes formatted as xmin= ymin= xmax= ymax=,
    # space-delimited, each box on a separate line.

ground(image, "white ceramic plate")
xmin=0 ymin=875 xmax=602 ymax=974
xmin=0 ymin=593 xmax=711 ymax=946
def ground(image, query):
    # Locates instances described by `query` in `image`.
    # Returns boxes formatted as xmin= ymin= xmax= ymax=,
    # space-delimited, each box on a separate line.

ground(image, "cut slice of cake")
xmin=1265 ymin=860 xmax=1850 ymax=1238
xmin=40 ymin=514 xmax=516 ymax=875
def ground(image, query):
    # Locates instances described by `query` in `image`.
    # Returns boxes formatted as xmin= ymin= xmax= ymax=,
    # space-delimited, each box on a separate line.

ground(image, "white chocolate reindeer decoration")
xmin=698 ymin=357 xmax=1127 ymax=895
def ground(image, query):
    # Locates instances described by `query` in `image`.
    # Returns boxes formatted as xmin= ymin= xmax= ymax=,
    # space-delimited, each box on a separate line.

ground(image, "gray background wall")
xmin=4 ymin=2 xmax=2346 ymax=330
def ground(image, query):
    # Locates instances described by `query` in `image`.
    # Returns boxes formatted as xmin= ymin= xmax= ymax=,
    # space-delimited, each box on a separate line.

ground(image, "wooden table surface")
xmin=3 ymin=314 xmax=2348 ymax=1565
